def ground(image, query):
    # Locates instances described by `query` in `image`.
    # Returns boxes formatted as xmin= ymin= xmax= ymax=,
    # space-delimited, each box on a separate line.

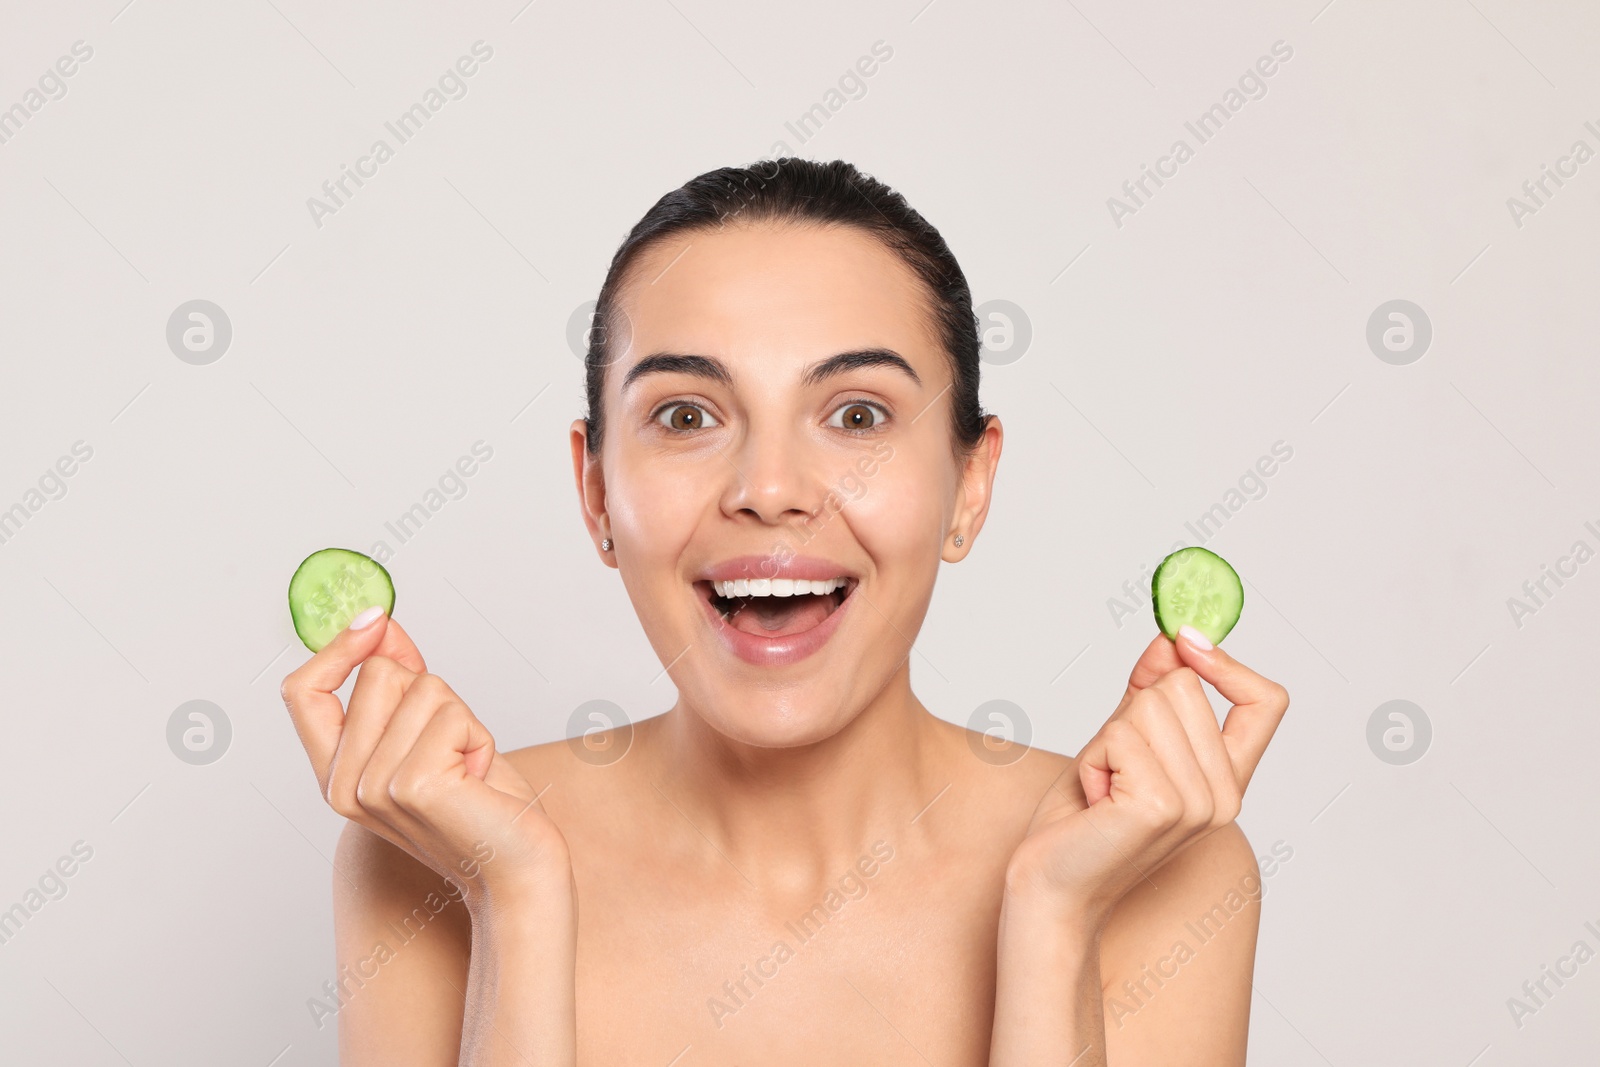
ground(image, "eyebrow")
xmin=620 ymin=347 xmax=922 ymax=393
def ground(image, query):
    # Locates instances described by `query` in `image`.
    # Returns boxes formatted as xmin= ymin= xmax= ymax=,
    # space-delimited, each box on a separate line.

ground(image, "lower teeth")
xmin=712 ymin=587 xmax=845 ymax=636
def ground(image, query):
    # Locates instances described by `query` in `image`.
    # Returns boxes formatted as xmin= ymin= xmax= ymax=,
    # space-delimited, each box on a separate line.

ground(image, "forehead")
xmin=614 ymin=221 xmax=939 ymax=376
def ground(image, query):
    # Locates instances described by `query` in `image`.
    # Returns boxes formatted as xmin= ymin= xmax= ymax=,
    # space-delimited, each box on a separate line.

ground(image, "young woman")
xmin=281 ymin=158 xmax=1290 ymax=1065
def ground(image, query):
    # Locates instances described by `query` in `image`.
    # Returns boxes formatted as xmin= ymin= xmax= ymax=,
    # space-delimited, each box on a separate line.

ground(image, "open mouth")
xmin=695 ymin=576 xmax=857 ymax=639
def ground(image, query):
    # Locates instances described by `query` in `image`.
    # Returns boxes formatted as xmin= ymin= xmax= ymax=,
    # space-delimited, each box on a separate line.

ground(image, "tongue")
xmin=728 ymin=594 xmax=834 ymax=638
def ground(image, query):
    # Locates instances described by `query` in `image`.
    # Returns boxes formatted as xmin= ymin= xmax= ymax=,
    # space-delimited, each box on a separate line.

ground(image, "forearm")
xmin=990 ymin=890 xmax=1107 ymax=1066
xmin=461 ymin=881 xmax=578 ymax=1066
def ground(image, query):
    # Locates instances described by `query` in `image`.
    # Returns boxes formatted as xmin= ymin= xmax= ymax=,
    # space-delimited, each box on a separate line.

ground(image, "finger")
xmin=356 ymin=675 xmax=465 ymax=819
xmin=374 ymin=615 xmax=427 ymax=674
xmin=484 ymin=751 xmax=539 ymax=807
xmin=389 ymin=704 xmax=530 ymax=833
xmin=325 ymin=656 xmax=421 ymax=814
xmin=1147 ymin=666 xmax=1238 ymax=823
xmin=1173 ymin=628 xmax=1290 ymax=791
xmin=279 ymin=605 xmax=396 ymax=783
xmin=1082 ymin=632 xmax=1183 ymax=777
xmin=1077 ymin=718 xmax=1182 ymax=832
xmin=1075 ymin=721 xmax=1189 ymax=876
xmin=1125 ymin=688 xmax=1215 ymax=827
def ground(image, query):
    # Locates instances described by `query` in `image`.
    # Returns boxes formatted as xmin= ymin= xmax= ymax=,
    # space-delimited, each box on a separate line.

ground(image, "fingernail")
xmin=1177 ymin=624 xmax=1213 ymax=651
xmin=348 ymin=605 xmax=386 ymax=631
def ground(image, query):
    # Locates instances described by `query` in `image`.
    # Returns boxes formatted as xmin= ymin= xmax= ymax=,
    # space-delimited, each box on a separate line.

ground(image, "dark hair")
xmin=583 ymin=158 xmax=989 ymax=461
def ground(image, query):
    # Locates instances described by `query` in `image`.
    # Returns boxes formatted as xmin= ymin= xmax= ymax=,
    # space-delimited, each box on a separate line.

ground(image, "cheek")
xmin=606 ymin=461 xmax=711 ymax=645
xmin=609 ymin=460 xmax=710 ymax=554
xmin=844 ymin=455 xmax=953 ymax=554
xmin=604 ymin=451 xmax=737 ymax=634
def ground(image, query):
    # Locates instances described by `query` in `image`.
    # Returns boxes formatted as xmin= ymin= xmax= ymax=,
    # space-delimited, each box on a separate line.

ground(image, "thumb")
xmin=281 ymin=605 xmax=398 ymax=779
xmin=302 ymin=608 xmax=427 ymax=685
xmin=1116 ymin=629 xmax=1184 ymax=708
xmin=485 ymin=749 xmax=537 ymax=801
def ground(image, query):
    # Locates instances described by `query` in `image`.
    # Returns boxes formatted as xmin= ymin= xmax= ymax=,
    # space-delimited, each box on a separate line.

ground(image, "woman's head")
xmin=570 ymin=158 xmax=1002 ymax=748
xmin=583 ymin=159 xmax=988 ymax=464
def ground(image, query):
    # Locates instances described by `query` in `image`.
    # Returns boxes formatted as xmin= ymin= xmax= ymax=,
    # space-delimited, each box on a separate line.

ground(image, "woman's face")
xmin=571 ymin=221 xmax=1000 ymax=749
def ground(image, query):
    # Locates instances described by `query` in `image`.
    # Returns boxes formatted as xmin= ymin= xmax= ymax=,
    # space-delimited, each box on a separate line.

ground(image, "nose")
xmin=717 ymin=421 xmax=823 ymax=527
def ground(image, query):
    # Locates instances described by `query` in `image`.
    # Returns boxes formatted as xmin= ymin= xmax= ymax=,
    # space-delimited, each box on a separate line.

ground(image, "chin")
xmin=690 ymin=680 xmax=863 ymax=751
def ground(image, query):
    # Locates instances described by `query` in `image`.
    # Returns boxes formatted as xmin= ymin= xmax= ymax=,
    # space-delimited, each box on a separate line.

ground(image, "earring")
xmin=953 ymin=534 xmax=964 ymax=547
xmin=601 ymin=538 xmax=613 ymax=551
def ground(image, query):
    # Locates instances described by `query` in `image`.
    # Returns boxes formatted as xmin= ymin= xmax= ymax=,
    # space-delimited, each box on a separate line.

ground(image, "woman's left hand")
xmin=1006 ymin=626 xmax=1290 ymax=930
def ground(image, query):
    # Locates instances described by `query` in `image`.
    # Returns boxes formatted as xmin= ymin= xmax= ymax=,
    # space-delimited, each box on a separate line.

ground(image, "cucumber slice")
xmin=287 ymin=548 xmax=395 ymax=652
xmin=1151 ymin=546 xmax=1243 ymax=645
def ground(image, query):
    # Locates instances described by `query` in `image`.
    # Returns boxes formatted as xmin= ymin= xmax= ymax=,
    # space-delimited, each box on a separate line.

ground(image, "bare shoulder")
xmin=947 ymin=713 xmax=1074 ymax=785
xmin=498 ymin=720 xmax=660 ymax=842
xmin=499 ymin=722 xmax=641 ymax=801
xmin=333 ymin=820 xmax=475 ymax=947
xmin=1102 ymin=820 xmax=1262 ymax=965
xmin=935 ymin=714 xmax=1079 ymax=833
xmin=498 ymin=734 xmax=569 ymax=787
xmin=329 ymin=821 xmax=473 ymax=1061
xmin=1100 ymin=822 xmax=1262 ymax=1057
xmin=323 ymin=726 xmax=643 ymax=1062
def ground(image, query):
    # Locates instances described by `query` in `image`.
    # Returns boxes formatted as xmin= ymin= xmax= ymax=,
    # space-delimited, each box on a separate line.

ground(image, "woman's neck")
xmin=642 ymin=663 xmax=954 ymax=888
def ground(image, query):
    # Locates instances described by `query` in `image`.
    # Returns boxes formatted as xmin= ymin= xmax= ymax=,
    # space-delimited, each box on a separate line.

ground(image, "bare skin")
xmin=283 ymin=220 xmax=1288 ymax=1064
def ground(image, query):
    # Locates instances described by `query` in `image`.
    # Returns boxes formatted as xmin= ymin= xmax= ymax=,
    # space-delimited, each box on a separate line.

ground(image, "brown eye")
xmin=830 ymin=401 xmax=887 ymax=432
xmin=655 ymin=403 xmax=720 ymax=432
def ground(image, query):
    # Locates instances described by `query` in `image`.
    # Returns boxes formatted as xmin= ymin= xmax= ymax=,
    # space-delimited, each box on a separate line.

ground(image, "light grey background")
xmin=1 ymin=0 xmax=1595 ymax=1063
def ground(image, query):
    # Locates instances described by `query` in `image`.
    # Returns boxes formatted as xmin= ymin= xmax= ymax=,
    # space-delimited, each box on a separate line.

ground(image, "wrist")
xmin=459 ymin=865 xmax=580 ymax=1066
xmin=999 ymin=881 xmax=1105 ymax=955
xmin=991 ymin=888 xmax=1107 ymax=1064
xmin=1003 ymin=849 xmax=1115 ymax=939
xmin=469 ymin=857 xmax=576 ymax=933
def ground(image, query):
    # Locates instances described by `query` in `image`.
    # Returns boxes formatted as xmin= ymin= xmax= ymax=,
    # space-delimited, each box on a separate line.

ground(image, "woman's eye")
xmin=655 ymin=403 xmax=720 ymax=432
xmin=829 ymin=400 xmax=889 ymax=433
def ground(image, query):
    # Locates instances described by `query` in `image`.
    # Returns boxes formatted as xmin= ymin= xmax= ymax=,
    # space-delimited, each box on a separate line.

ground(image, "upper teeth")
xmin=712 ymin=577 xmax=848 ymax=598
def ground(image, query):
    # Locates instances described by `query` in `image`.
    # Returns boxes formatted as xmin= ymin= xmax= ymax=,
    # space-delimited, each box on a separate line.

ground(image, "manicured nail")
xmin=348 ymin=605 xmax=386 ymax=631
xmin=1177 ymin=624 xmax=1213 ymax=651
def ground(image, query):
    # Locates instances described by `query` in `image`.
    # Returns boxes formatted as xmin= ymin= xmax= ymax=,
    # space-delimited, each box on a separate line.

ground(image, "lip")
xmin=695 ymin=554 xmax=858 ymax=584
xmin=693 ymin=567 xmax=857 ymax=668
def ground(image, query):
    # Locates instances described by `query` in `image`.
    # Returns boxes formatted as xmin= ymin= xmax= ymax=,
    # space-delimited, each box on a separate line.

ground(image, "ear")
xmin=570 ymin=418 xmax=614 ymax=566
xmin=944 ymin=414 xmax=1002 ymax=561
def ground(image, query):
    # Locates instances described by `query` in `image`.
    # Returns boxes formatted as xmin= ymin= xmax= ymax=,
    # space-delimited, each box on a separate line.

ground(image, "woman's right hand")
xmin=279 ymin=606 xmax=571 ymax=916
